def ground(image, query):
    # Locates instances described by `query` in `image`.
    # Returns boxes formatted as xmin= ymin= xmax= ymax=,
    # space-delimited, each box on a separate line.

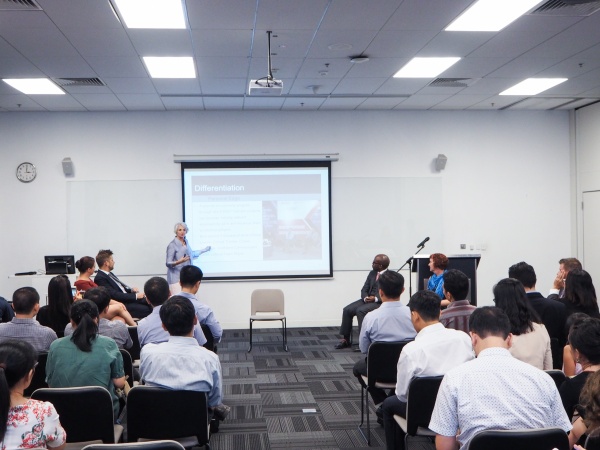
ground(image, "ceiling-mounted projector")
xmin=248 ymin=79 xmax=283 ymax=96
xmin=248 ymin=30 xmax=283 ymax=96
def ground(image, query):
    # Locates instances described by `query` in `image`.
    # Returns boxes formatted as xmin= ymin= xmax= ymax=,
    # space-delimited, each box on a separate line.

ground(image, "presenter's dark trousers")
xmin=382 ymin=394 xmax=407 ymax=450
xmin=124 ymin=301 xmax=152 ymax=319
xmin=339 ymin=300 xmax=381 ymax=340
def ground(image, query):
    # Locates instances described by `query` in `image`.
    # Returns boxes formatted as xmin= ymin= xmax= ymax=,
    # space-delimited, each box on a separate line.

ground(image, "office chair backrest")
xmin=200 ymin=324 xmax=215 ymax=352
xmin=469 ymin=427 xmax=569 ymax=450
xmin=366 ymin=340 xmax=411 ymax=387
xmin=82 ymin=441 xmax=186 ymax=450
xmin=31 ymin=386 xmax=117 ymax=443
xmin=127 ymin=326 xmax=141 ymax=361
xmin=127 ymin=386 xmax=209 ymax=446
xmin=24 ymin=352 xmax=48 ymax=397
xmin=119 ymin=348 xmax=134 ymax=385
xmin=251 ymin=289 xmax=285 ymax=315
xmin=545 ymin=369 xmax=567 ymax=390
xmin=405 ymin=376 xmax=444 ymax=436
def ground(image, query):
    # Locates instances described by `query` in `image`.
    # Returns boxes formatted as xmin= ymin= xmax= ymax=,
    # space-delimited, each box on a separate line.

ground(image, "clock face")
xmin=16 ymin=162 xmax=36 ymax=183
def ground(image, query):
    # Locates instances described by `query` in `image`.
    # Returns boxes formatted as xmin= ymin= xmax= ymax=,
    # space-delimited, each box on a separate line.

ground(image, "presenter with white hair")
xmin=166 ymin=222 xmax=211 ymax=294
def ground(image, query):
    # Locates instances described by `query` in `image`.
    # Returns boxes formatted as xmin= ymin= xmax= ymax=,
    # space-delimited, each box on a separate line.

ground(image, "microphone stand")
xmin=396 ymin=241 xmax=428 ymax=296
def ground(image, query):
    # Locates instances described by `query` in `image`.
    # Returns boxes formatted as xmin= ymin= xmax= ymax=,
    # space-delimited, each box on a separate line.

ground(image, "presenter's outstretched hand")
xmin=201 ymin=246 xmax=211 ymax=253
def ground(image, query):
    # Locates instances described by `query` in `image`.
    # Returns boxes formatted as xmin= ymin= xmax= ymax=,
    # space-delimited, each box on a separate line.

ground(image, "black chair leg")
xmin=282 ymin=318 xmax=288 ymax=352
xmin=248 ymin=319 xmax=253 ymax=352
xmin=358 ymin=385 xmax=371 ymax=445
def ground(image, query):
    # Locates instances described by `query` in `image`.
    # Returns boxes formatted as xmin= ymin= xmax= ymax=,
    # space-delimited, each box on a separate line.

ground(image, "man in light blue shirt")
xmin=140 ymin=295 xmax=227 ymax=420
xmin=137 ymin=277 xmax=206 ymax=347
xmin=178 ymin=265 xmax=222 ymax=344
xmin=353 ymin=271 xmax=416 ymax=403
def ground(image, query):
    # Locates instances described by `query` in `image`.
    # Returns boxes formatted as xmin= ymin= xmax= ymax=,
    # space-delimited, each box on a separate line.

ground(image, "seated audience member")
xmin=0 ymin=287 xmax=57 ymax=352
xmin=569 ymin=371 xmax=600 ymax=448
xmin=560 ymin=318 xmax=600 ymax=421
xmin=0 ymin=340 xmax=66 ymax=449
xmin=440 ymin=269 xmax=476 ymax=333
xmin=64 ymin=287 xmax=132 ymax=350
xmin=46 ymin=300 xmax=125 ymax=420
xmin=93 ymin=249 xmax=151 ymax=319
xmin=549 ymin=257 xmax=583 ymax=299
xmin=556 ymin=269 xmax=600 ymax=318
xmin=509 ymin=261 xmax=567 ymax=348
xmin=74 ymin=256 xmax=136 ymax=326
xmin=352 ymin=271 xmax=416 ymax=403
xmin=0 ymin=295 xmax=14 ymax=323
xmin=381 ymin=290 xmax=474 ymax=450
xmin=429 ymin=307 xmax=571 ymax=450
xmin=179 ymin=265 xmax=222 ymax=343
xmin=139 ymin=295 xmax=228 ymax=420
xmin=37 ymin=275 xmax=75 ymax=334
xmin=427 ymin=253 xmax=448 ymax=301
xmin=493 ymin=278 xmax=552 ymax=370
xmin=335 ymin=254 xmax=390 ymax=350
xmin=563 ymin=313 xmax=589 ymax=376
xmin=137 ymin=277 xmax=206 ymax=347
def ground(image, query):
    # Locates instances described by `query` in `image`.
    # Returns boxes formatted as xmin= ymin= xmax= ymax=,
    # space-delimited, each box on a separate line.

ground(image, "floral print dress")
xmin=1 ymin=399 xmax=66 ymax=449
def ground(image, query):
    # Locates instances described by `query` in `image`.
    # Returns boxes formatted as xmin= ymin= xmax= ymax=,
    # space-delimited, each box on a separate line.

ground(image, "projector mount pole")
xmin=267 ymin=30 xmax=273 ymax=86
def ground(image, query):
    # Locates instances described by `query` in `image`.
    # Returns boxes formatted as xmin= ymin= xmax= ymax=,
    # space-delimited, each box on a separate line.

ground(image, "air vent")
xmin=54 ymin=78 xmax=106 ymax=87
xmin=429 ymin=78 xmax=472 ymax=88
xmin=0 ymin=0 xmax=42 ymax=10
xmin=532 ymin=0 xmax=600 ymax=16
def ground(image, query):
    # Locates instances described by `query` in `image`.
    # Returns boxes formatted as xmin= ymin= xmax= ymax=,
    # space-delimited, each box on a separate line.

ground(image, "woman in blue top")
xmin=165 ymin=222 xmax=210 ymax=294
xmin=428 ymin=253 xmax=448 ymax=300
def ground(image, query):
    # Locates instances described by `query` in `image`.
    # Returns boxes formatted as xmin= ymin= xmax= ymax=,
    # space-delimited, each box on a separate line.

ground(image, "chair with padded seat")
xmin=393 ymin=376 xmax=443 ymax=449
xmin=24 ymin=352 xmax=48 ymax=397
xmin=82 ymin=441 xmax=185 ymax=450
xmin=468 ymin=428 xmax=569 ymax=450
xmin=127 ymin=386 xmax=210 ymax=449
xmin=358 ymin=340 xmax=412 ymax=445
xmin=31 ymin=386 xmax=123 ymax=450
xmin=248 ymin=289 xmax=287 ymax=352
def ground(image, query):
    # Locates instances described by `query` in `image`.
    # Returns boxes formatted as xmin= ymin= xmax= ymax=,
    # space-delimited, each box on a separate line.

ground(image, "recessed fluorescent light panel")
xmin=500 ymin=78 xmax=568 ymax=96
xmin=394 ymin=57 xmax=461 ymax=78
xmin=143 ymin=57 xmax=196 ymax=78
xmin=446 ymin=0 xmax=543 ymax=32
xmin=112 ymin=0 xmax=186 ymax=29
xmin=3 ymin=78 xmax=64 ymax=95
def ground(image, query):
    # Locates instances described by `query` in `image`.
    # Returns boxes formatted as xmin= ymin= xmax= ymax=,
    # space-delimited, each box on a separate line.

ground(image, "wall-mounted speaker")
xmin=435 ymin=154 xmax=447 ymax=171
xmin=62 ymin=157 xmax=74 ymax=177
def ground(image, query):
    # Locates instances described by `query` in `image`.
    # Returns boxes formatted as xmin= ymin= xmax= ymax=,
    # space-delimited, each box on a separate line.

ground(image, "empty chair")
xmin=82 ymin=441 xmax=185 ymax=450
xmin=127 ymin=386 xmax=210 ymax=449
xmin=468 ymin=428 xmax=569 ymax=450
xmin=31 ymin=386 xmax=123 ymax=449
xmin=248 ymin=289 xmax=287 ymax=352
xmin=393 ymin=376 xmax=443 ymax=449
xmin=358 ymin=340 xmax=411 ymax=445
xmin=24 ymin=352 xmax=48 ymax=397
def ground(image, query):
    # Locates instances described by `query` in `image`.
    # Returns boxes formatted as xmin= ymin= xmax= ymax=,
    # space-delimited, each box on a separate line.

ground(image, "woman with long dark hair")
xmin=37 ymin=275 xmax=75 ymax=334
xmin=493 ymin=278 xmax=552 ymax=370
xmin=561 ymin=269 xmax=600 ymax=318
xmin=74 ymin=256 xmax=136 ymax=326
xmin=0 ymin=340 xmax=66 ymax=449
xmin=46 ymin=300 xmax=125 ymax=420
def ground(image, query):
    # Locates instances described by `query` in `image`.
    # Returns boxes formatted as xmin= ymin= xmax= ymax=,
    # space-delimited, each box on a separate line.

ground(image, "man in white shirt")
xmin=429 ymin=307 xmax=571 ymax=450
xmin=352 ymin=270 xmax=416 ymax=403
xmin=381 ymin=289 xmax=474 ymax=450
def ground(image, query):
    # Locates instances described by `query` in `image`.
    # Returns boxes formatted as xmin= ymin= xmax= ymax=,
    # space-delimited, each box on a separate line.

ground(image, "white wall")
xmin=0 ymin=110 xmax=572 ymax=328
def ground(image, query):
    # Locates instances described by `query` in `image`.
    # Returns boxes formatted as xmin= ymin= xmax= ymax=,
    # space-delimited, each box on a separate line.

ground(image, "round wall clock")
xmin=16 ymin=162 xmax=37 ymax=183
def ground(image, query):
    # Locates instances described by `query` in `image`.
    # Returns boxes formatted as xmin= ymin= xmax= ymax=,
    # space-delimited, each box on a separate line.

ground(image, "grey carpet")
xmin=211 ymin=326 xmax=387 ymax=450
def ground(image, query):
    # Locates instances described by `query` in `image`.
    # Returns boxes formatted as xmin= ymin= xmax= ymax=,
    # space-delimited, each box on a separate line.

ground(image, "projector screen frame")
xmin=181 ymin=160 xmax=333 ymax=281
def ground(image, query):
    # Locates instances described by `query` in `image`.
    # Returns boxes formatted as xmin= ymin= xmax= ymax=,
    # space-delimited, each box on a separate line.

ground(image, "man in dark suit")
xmin=509 ymin=261 xmax=567 ymax=368
xmin=95 ymin=249 xmax=152 ymax=319
xmin=335 ymin=254 xmax=390 ymax=349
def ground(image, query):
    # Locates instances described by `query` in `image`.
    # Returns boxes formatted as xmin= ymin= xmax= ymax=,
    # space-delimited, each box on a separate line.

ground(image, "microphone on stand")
xmin=417 ymin=236 xmax=430 ymax=248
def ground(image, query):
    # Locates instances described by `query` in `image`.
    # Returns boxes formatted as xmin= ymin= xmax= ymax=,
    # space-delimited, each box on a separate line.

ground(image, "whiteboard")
xmin=331 ymin=177 xmax=443 ymax=271
xmin=67 ymin=177 xmax=442 ymax=275
xmin=67 ymin=180 xmax=181 ymax=276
